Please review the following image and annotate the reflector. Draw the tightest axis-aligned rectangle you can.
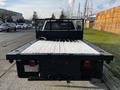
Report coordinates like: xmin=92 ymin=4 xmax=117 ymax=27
xmin=64 ymin=61 xmax=70 ymax=65
xmin=29 ymin=60 xmax=36 ymax=66
xmin=83 ymin=60 xmax=91 ymax=69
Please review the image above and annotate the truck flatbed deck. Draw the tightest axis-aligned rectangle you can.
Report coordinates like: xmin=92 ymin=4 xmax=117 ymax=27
xmin=6 ymin=40 xmax=112 ymax=62
xmin=22 ymin=40 xmax=100 ymax=55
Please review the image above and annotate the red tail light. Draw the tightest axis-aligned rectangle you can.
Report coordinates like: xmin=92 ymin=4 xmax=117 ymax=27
xmin=64 ymin=61 xmax=70 ymax=65
xmin=83 ymin=60 xmax=92 ymax=70
xmin=29 ymin=60 xmax=36 ymax=66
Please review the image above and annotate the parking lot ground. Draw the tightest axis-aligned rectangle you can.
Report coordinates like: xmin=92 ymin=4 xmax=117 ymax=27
xmin=0 ymin=31 xmax=32 ymax=43
xmin=0 ymin=60 xmax=12 ymax=77
xmin=0 ymin=64 xmax=108 ymax=90
xmin=0 ymin=30 xmax=35 ymax=60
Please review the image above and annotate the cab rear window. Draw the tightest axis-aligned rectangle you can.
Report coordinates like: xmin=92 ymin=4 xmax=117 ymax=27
xmin=44 ymin=21 xmax=75 ymax=30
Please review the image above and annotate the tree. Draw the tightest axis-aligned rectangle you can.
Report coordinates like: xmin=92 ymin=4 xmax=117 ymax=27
xmin=32 ymin=11 xmax=38 ymax=26
xmin=32 ymin=11 xmax=38 ymax=21
xmin=7 ymin=16 xmax=13 ymax=22
xmin=51 ymin=13 xmax=56 ymax=19
xmin=59 ymin=10 xmax=66 ymax=19
xmin=0 ymin=12 xmax=9 ymax=22
xmin=17 ymin=19 xmax=25 ymax=23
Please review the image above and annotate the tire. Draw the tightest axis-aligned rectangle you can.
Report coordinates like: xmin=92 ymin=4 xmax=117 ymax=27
xmin=14 ymin=28 xmax=16 ymax=31
xmin=6 ymin=29 xmax=9 ymax=32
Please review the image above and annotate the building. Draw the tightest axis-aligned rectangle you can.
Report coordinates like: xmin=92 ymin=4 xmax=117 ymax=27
xmin=0 ymin=8 xmax=24 ymax=22
xmin=94 ymin=6 xmax=120 ymax=34
xmin=84 ymin=15 xmax=96 ymax=28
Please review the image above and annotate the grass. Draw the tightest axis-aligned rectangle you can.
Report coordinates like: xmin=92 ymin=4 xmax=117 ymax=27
xmin=84 ymin=28 xmax=120 ymax=78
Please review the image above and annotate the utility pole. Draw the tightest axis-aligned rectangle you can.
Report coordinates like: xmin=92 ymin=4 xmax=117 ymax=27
xmin=77 ymin=2 xmax=81 ymax=19
xmin=83 ymin=0 xmax=88 ymax=18
xmin=69 ymin=0 xmax=75 ymax=18
xmin=83 ymin=0 xmax=93 ymax=18
xmin=90 ymin=0 xmax=93 ymax=16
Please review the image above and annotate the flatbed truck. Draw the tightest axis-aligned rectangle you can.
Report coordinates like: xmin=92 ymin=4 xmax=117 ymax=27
xmin=6 ymin=19 xmax=113 ymax=81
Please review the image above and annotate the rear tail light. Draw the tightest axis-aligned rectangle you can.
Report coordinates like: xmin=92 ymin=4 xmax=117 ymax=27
xmin=64 ymin=61 xmax=70 ymax=65
xmin=29 ymin=60 xmax=36 ymax=66
xmin=83 ymin=60 xmax=92 ymax=70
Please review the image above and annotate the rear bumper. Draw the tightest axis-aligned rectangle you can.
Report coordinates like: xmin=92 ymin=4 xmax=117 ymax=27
xmin=15 ymin=59 xmax=104 ymax=80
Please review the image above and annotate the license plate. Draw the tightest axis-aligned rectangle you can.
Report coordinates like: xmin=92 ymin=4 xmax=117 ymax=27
xmin=24 ymin=65 xmax=39 ymax=72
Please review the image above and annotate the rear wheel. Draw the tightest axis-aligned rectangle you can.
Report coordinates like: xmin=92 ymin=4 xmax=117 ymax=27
xmin=14 ymin=28 xmax=16 ymax=31
xmin=6 ymin=29 xmax=9 ymax=32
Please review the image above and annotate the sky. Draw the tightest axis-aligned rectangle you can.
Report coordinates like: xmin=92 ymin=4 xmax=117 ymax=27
xmin=0 ymin=0 xmax=120 ymax=19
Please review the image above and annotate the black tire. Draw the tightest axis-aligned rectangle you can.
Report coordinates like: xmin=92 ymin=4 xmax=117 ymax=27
xmin=14 ymin=28 xmax=16 ymax=31
xmin=6 ymin=29 xmax=9 ymax=32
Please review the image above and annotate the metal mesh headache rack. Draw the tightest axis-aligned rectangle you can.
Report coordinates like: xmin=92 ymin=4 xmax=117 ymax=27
xmin=35 ymin=19 xmax=84 ymax=40
xmin=35 ymin=18 xmax=84 ymax=31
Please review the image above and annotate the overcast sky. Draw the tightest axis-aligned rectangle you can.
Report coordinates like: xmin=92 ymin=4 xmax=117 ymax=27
xmin=0 ymin=0 xmax=120 ymax=19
